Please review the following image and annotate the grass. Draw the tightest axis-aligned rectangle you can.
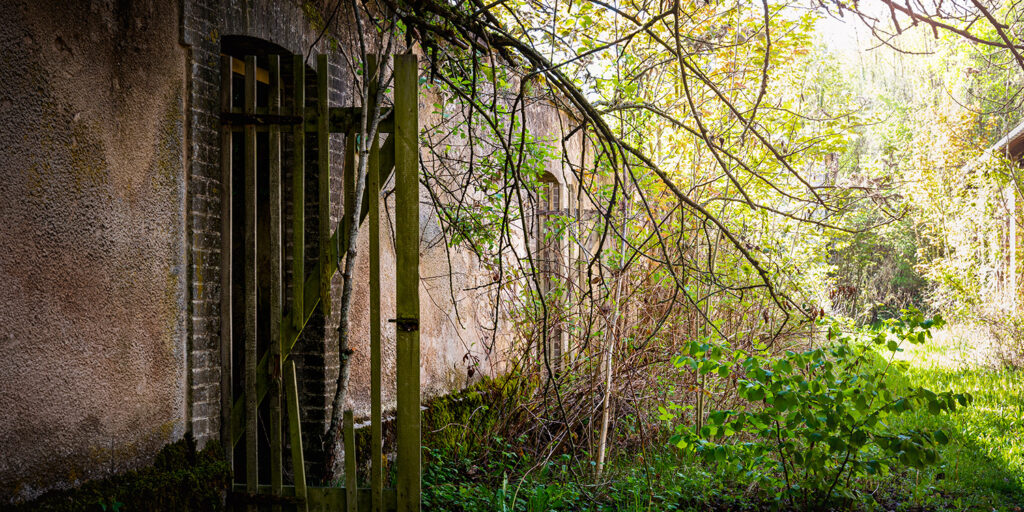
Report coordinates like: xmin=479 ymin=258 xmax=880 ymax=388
xmin=423 ymin=325 xmax=1024 ymax=511
xmin=423 ymin=442 xmax=764 ymax=511
xmin=880 ymin=326 xmax=1024 ymax=511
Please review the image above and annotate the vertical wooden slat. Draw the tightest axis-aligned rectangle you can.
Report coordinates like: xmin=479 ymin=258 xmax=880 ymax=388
xmin=243 ymin=54 xmax=259 ymax=507
xmin=394 ymin=52 xmax=421 ymax=512
xmin=366 ymin=54 xmax=383 ymax=512
xmin=218 ymin=54 xmax=234 ymax=469
xmin=292 ymin=55 xmax=306 ymax=330
xmin=285 ymin=360 xmax=308 ymax=512
xmin=341 ymin=133 xmax=356 ymax=259
xmin=268 ymin=54 xmax=284 ymax=509
xmin=318 ymin=54 xmax=331 ymax=313
xmin=563 ymin=184 xmax=572 ymax=364
xmin=344 ymin=410 xmax=357 ymax=512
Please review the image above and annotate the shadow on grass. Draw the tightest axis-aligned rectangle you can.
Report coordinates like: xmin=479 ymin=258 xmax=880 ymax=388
xmin=884 ymin=362 xmax=1024 ymax=509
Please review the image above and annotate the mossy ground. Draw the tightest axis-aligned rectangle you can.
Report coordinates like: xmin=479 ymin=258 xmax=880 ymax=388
xmin=10 ymin=434 xmax=229 ymax=512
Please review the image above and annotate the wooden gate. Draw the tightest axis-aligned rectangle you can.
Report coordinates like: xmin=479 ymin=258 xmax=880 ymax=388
xmin=218 ymin=52 xmax=421 ymax=511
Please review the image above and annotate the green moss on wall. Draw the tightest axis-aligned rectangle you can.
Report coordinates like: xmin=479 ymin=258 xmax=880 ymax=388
xmin=346 ymin=376 xmax=534 ymax=480
xmin=421 ymin=375 xmax=534 ymax=458
xmin=67 ymin=118 xmax=110 ymax=194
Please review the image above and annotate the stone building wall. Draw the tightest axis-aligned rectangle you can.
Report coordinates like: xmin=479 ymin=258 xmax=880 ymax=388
xmin=0 ymin=0 xmax=189 ymax=502
xmin=179 ymin=0 xmax=591 ymax=479
xmin=0 ymin=0 xmax=590 ymax=501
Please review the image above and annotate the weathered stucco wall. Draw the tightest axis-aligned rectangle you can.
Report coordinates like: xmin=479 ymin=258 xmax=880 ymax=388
xmin=0 ymin=0 xmax=188 ymax=502
xmin=341 ymin=88 xmax=590 ymax=421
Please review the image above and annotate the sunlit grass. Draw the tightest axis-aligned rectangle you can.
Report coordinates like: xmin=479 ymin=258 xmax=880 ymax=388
xmin=882 ymin=325 xmax=1024 ymax=510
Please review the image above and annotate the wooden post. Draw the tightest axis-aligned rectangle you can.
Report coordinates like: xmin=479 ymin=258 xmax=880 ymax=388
xmin=218 ymin=55 xmax=234 ymax=469
xmin=292 ymin=55 xmax=306 ymax=330
xmin=394 ymin=52 xmax=421 ymax=512
xmin=285 ymin=360 xmax=308 ymax=512
xmin=268 ymin=54 xmax=284 ymax=508
xmin=318 ymin=55 xmax=332 ymax=313
xmin=367 ymin=53 xmax=383 ymax=512
xmin=243 ymin=54 xmax=259 ymax=508
xmin=368 ymin=55 xmax=385 ymax=512
xmin=344 ymin=410 xmax=357 ymax=512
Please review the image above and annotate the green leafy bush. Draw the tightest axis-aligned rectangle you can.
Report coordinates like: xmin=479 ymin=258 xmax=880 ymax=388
xmin=661 ymin=309 xmax=972 ymax=509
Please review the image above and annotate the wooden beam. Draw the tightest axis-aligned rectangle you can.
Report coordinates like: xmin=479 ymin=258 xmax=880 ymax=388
xmin=268 ymin=54 xmax=284 ymax=508
xmin=323 ymin=108 xmax=393 ymax=134
xmin=394 ymin=52 xmax=421 ymax=512
xmin=221 ymin=111 xmax=304 ymax=127
xmin=230 ymin=484 xmax=398 ymax=511
xmin=292 ymin=55 xmax=306 ymax=331
xmin=284 ymin=361 xmax=309 ymax=512
xmin=218 ymin=54 xmax=234 ymax=470
xmin=243 ymin=54 xmax=259 ymax=508
xmin=220 ymin=107 xmax=394 ymax=133
xmin=318 ymin=54 xmax=331 ymax=314
xmin=229 ymin=55 xmax=269 ymax=84
xmin=367 ymin=54 xmax=384 ymax=512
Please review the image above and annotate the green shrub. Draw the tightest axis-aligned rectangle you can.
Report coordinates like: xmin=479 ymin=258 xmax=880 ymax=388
xmin=661 ymin=309 xmax=972 ymax=509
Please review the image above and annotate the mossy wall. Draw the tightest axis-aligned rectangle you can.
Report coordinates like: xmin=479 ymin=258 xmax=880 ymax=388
xmin=0 ymin=0 xmax=188 ymax=503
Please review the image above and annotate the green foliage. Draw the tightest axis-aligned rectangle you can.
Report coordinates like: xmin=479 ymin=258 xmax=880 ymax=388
xmin=424 ymin=443 xmax=767 ymax=512
xmin=11 ymin=434 xmax=229 ymax=512
xmin=831 ymin=20 xmax=1023 ymax=324
xmin=828 ymin=208 xmax=928 ymax=323
xmin=662 ymin=309 xmax=972 ymax=508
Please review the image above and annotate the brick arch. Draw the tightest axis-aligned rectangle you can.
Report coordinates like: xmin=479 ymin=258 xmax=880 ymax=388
xmin=183 ymin=10 xmax=349 ymax=479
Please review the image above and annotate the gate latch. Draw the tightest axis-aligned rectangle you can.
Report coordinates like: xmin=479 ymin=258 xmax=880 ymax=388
xmin=388 ymin=317 xmax=419 ymax=332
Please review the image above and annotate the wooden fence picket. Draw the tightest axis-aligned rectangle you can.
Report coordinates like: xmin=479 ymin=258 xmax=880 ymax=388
xmin=219 ymin=52 xmax=419 ymax=511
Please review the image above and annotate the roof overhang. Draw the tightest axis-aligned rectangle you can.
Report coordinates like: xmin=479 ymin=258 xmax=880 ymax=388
xmin=988 ymin=120 xmax=1024 ymax=160
xmin=962 ymin=119 xmax=1024 ymax=173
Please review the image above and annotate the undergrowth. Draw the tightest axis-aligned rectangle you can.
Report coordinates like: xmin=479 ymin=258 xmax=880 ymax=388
xmin=423 ymin=316 xmax=1024 ymax=511
xmin=421 ymin=377 xmax=766 ymax=511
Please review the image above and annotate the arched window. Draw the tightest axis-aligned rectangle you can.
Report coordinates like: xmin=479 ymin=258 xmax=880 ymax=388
xmin=536 ymin=173 xmax=563 ymax=371
xmin=220 ymin=36 xmax=320 ymax=479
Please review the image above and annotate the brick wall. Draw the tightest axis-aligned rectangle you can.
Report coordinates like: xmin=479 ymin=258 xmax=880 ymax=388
xmin=181 ymin=0 xmax=222 ymax=450
xmin=180 ymin=0 xmax=353 ymax=479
